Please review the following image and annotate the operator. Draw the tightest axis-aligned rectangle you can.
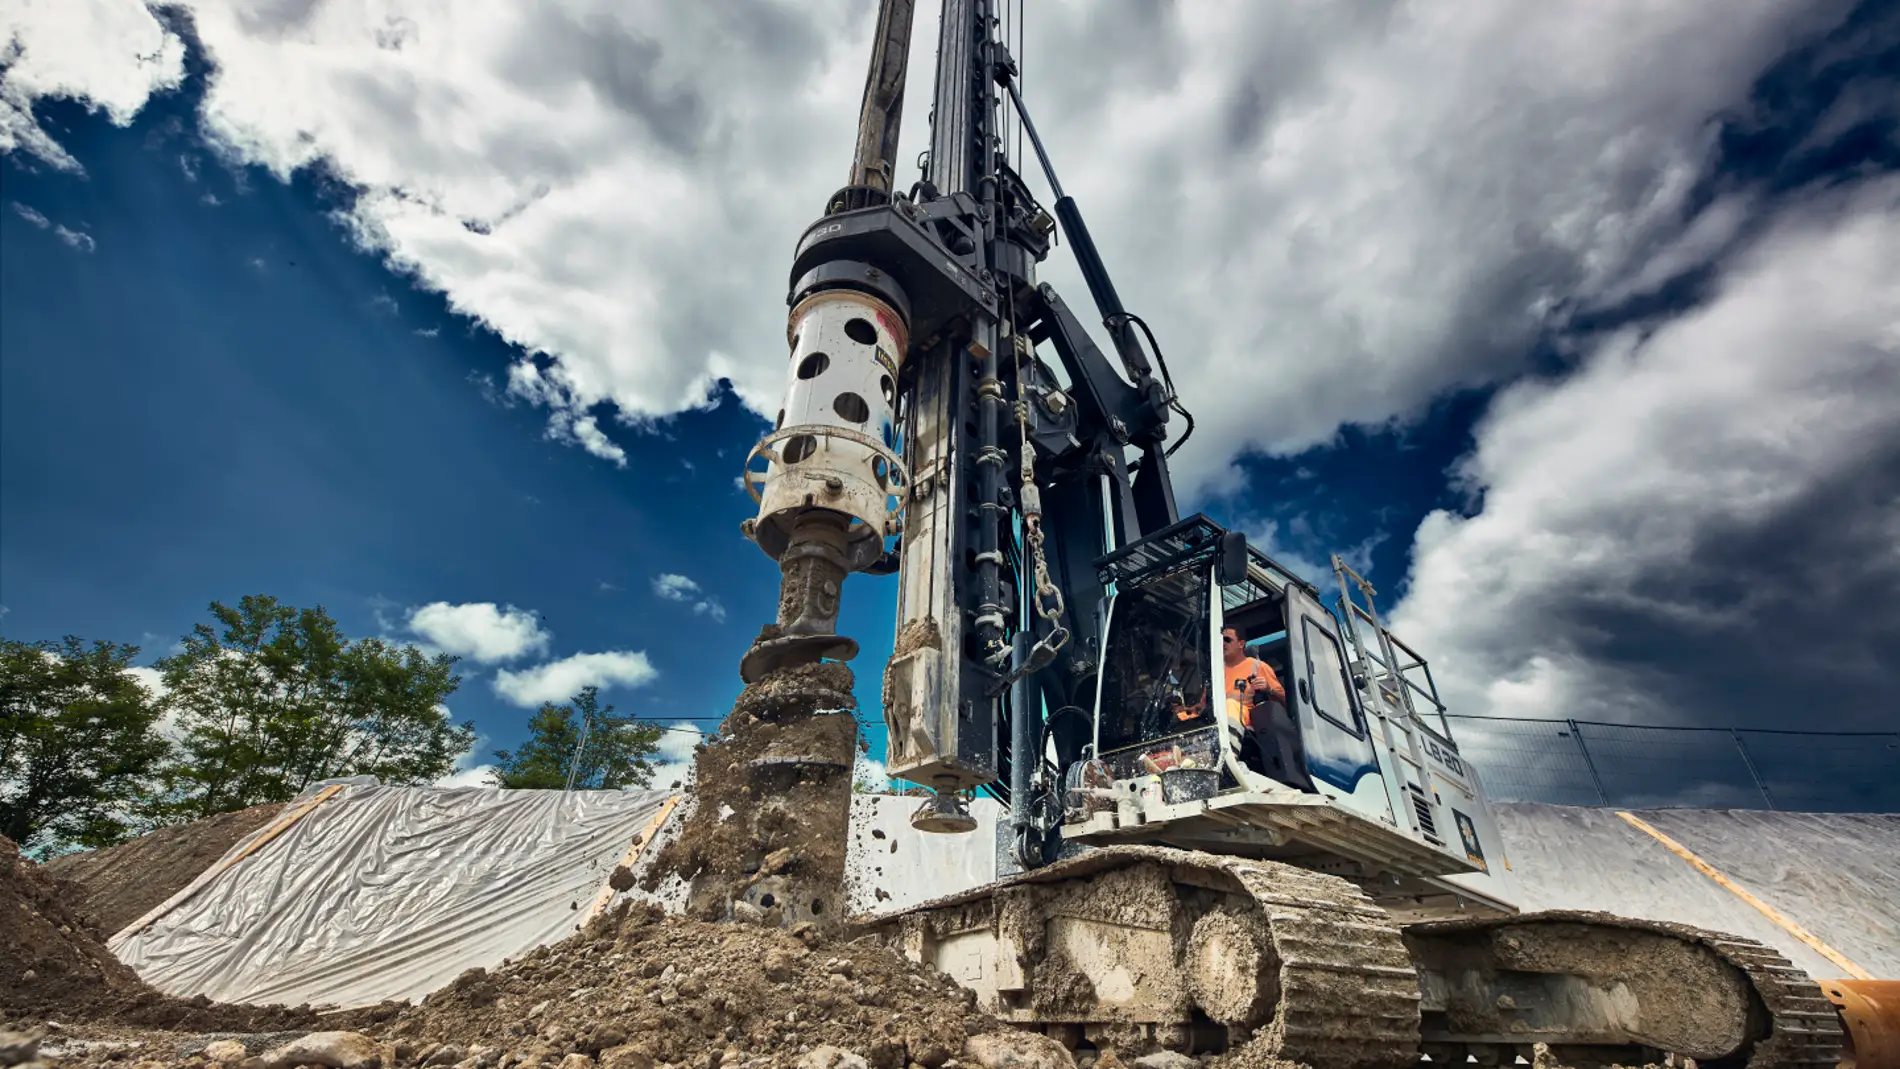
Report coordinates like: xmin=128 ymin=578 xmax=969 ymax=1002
xmin=1224 ymin=628 xmax=1316 ymax=792
xmin=1222 ymin=627 xmax=1282 ymax=721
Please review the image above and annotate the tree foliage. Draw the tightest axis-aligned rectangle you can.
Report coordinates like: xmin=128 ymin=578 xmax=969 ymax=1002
xmin=0 ymin=637 xmax=172 ymax=852
xmin=491 ymin=685 xmax=662 ymax=790
xmin=154 ymin=595 xmax=473 ymax=819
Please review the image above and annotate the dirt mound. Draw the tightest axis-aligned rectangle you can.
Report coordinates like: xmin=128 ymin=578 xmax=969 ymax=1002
xmin=2 ymin=833 xmax=151 ymax=1017
xmin=44 ymin=803 xmax=285 ymax=937
xmin=383 ymin=901 xmax=1008 ymax=1068
xmin=1 ymin=834 xmax=359 ymax=1035
xmin=642 ymin=642 xmax=860 ymax=925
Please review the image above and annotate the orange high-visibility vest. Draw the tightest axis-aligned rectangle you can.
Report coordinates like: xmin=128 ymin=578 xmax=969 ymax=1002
xmin=1224 ymin=657 xmax=1284 ymax=728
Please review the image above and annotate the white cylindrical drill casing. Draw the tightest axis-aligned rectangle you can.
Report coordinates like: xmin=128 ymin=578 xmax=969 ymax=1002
xmin=745 ymin=289 xmax=908 ymax=568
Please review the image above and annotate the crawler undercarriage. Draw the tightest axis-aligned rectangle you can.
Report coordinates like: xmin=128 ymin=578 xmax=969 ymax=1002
xmin=867 ymin=846 xmax=1843 ymax=1068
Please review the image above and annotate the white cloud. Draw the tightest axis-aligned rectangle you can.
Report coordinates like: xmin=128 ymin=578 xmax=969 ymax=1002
xmin=653 ymin=573 xmax=724 ymax=622
xmin=434 ymin=720 xmax=495 ymax=787
xmin=53 ymin=224 xmax=94 ymax=252
xmin=405 ymin=601 xmax=549 ymax=663
xmin=123 ymin=665 xmax=167 ymax=698
xmin=0 ymin=0 xmax=186 ymax=173
xmin=13 ymin=200 xmax=99 ymax=252
xmin=652 ymin=573 xmax=700 ymax=601
xmin=560 ymin=412 xmax=627 ymax=467
xmin=853 ymin=751 xmax=890 ymax=794
xmin=95 ymin=0 xmax=872 ymax=459
xmin=1389 ymin=179 xmax=1900 ymax=729
xmin=644 ymin=720 xmax=705 ymax=790
xmin=1007 ymin=0 xmax=1860 ymax=494
xmin=435 ymin=764 xmax=497 ymax=788
xmin=492 ymin=649 xmax=658 ymax=707
xmin=0 ymin=0 xmax=1867 ymax=494
xmin=121 ymin=665 xmax=187 ymax=743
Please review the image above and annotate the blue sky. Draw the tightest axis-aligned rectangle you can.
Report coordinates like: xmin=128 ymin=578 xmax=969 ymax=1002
xmin=0 ymin=86 xmax=910 ymax=779
xmin=3 ymin=0 xmax=1897 ymax=805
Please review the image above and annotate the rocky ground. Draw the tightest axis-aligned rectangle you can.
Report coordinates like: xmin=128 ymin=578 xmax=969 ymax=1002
xmin=2 ymin=832 xmax=380 ymax=1068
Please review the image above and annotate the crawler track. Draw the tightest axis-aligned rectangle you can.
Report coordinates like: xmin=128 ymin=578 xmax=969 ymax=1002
xmin=1220 ymin=859 xmax=1420 ymax=1068
xmin=1412 ymin=910 xmax=1844 ymax=1068
xmin=864 ymin=846 xmax=1842 ymax=1067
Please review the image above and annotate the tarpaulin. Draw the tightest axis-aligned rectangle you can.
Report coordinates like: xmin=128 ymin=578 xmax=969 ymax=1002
xmin=1496 ymin=803 xmax=1900 ymax=981
xmin=111 ymin=784 xmax=676 ymax=1008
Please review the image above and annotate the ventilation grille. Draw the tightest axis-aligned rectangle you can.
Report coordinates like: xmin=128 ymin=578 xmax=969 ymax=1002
xmin=1408 ymin=785 xmax=1441 ymax=843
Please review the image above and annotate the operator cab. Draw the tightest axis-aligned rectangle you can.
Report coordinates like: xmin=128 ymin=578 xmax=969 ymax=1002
xmin=1059 ymin=514 xmax=1518 ymax=915
xmin=1069 ymin=516 xmax=1415 ymax=855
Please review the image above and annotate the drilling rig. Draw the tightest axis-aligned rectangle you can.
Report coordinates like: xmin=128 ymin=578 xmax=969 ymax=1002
xmin=734 ymin=2 xmax=1875 ymax=1064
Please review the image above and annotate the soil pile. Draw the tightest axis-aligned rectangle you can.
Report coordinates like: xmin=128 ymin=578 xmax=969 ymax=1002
xmin=1 ymin=834 xmax=353 ymax=1035
xmin=45 ymin=803 xmax=285 ymax=937
xmin=2 ymin=833 xmax=151 ymax=1019
xmin=383 ymin=901 xmax=1011 ymax=1068
xmin=642 ymin=633 xmax=860 ymax=926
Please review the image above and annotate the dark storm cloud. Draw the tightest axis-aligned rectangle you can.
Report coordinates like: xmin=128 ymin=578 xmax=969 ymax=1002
xmin=502 ymin=8 xmax=707 ymax=157
xmin=1574 ymin=434 xmax=1900 ymax=734
xmin=233 ymin=0 xmax=325 ymax=39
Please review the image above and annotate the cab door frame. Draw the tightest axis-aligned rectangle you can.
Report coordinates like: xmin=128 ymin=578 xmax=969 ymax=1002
xmin=1283 ymin=585 xmax=1396 ymax=821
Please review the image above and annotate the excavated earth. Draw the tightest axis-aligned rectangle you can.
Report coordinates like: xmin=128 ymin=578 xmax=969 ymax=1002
xmin=44 ymin=804 xmax=285 ymax=939
xmin=2 ymin=834 xmax=371 ymax=1057
xmin=641 ymin=634 xmax=860 ymax=926
xmin=378 ymin=901 xmax=1038 ymax=1068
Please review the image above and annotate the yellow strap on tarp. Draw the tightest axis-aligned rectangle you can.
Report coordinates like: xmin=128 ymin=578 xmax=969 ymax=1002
xmin=111 ymin=784 xmax=347 ymax=944
xmin=584 ymin=793 xmax=683 ymax=921
xmin=1616 ymin=810 xmax=1873 ymax=980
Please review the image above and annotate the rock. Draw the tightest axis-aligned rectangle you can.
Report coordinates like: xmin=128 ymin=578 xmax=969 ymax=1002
xmin=797 ymin=1047 xmax=870 ymax=1069
xmin=426 ymin=1045 xmax=467 ymax=1067
xmin=203 ymin=1039 xmax=249 ymax=1063
xmin=0 ymin=1032 xmax=41 ymax=1066
xmin=255 ymin=1030 xmax=383 ymax=1069
xmin=963 ymin=1033 xmax=1077 ymax=1069
xmin=1131 ymin=1056 xmax=1197 ymax=1069
xmin=586 ymin=1027 xmax=627 ymax=1053
xmin=18 ymin=971 xmax=35 ymax=984
xmin=599 ymin=1047 xmax=655 ymax=1069
xmin=558 ymin=1056 xmax=596 ymax=1069
xmin=763 ymin=950 xmax=797 ymax=983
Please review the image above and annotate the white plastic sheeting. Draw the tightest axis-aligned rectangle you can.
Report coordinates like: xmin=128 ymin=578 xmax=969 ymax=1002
xmin=111 ymin=784 xmax=676 ymax=1008
xmin=1496 ymin=803 xmax=1900 ymax=981
xmin=106 ymin=785 xmax=1897 ymax=1011
xmin=843 ymin=793 xmax=1008 ymax=916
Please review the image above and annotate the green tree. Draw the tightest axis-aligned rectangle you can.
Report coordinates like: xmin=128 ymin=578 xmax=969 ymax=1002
xmin=0 ymin=636 xmax=172 ymax=852
xmin=155 ymin=595 xmax=473 ymax=818
xmin=491 ymin=685 xmax=662 ymax=790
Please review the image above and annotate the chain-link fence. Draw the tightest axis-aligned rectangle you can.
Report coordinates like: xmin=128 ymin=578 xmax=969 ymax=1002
xmin=1443 ymin=715 xmax=1900 ymax=813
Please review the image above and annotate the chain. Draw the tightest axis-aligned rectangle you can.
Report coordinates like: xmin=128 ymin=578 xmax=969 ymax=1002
xmin=1011 ymin=332 xmax=1068 ymax=651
